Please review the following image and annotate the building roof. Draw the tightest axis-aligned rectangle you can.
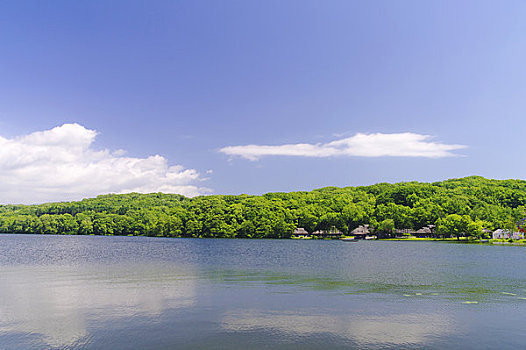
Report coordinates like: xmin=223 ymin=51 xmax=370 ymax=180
xmin=493 ymin=229 xmax=508 ymax=234
xmin=416 ymin=227 xmax=432 ymax=234
xmin=293 ymin=228 xmax=309 ymax=234
xmin=311 ymin=229 xmax=343 ymax=235
xmin=351 ymin=225 xmax=370 ymax=235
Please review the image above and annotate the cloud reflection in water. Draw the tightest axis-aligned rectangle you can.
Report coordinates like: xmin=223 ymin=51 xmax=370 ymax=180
xmin=0 ymin=264 xmax=196 ymax=348
xmin=222 ymin=309 xmax=455 ymax=347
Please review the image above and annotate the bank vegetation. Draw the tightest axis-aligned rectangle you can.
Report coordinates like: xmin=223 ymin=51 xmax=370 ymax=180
xmin=0 ymin=176 xmax=525 ymax=239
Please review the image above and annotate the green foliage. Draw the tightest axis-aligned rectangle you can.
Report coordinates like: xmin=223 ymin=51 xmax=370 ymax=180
xmin=0 ymin=176 xmax=525 ymax=238
xmin=377 ymin=219 xmax=395 ymax=235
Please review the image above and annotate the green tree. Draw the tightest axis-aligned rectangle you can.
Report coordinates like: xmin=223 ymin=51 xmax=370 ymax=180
xmin=377 ymin=219 xmax=395 ymax=238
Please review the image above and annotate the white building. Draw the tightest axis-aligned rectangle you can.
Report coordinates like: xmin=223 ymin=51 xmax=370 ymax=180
xmin=492 ymin=229 xmax=524 ymax=240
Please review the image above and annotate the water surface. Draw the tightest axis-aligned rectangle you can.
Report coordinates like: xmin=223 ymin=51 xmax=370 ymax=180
xmin=1 ymin=235 xmax=525 ymax=349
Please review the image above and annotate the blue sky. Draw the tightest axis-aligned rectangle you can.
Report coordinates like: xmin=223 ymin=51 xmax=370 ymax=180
xmin=1 ymin=0 xmax=525 ymax=203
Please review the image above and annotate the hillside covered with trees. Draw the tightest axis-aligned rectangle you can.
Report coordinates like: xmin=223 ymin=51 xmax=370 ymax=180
xmin=1 ymin=176 xmax=525 ymax=239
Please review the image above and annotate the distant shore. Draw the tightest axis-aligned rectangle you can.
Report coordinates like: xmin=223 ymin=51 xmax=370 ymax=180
xmin=294 ymin=235 xmax=526 ymax=246
xmin=383 ymin=237 xmax=526 ymax=245
xmin=2 ymin=232 xmax=526 ymax=246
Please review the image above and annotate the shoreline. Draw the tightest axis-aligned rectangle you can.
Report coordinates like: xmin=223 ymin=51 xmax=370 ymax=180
xmin=369 ymin=237 xmax=526 ymax=246
xmin=2 ymin=232 xmax=526 ymax=246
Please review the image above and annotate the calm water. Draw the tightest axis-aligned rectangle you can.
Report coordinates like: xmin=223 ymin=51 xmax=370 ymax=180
xmin=1 ymin=235 xmax=525 ymax=349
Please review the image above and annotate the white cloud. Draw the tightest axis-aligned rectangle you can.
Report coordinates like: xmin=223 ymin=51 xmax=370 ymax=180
xmin=220 ymin=133 xmax=466 ymax=161
xmin=0 ymin=123 xmax=210 ymax=204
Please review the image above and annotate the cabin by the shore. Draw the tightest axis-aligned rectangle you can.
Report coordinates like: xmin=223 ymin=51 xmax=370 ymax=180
xmin=394 ymin=225 xmax=436 ymax=238
xmin=292 ymin=227 xmax=343 ymax=239
xmin=414 ymin=225 xmax=436 ymax=238
xmin=350 ymin=225 xmax=370 ymax=239
xmin=292 ymin=227 xmax=309 ymax=238
xmin=293 ymin=224 xmax=523 ymax=241
xmin=312 ymin=227 xmax=344 ymax=238
xmin=492 ymin=229 xmax=524 ymax=240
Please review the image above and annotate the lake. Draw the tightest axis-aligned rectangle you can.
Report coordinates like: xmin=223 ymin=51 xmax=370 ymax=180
xmin=1 ymin=234 xmax=525 ymax=349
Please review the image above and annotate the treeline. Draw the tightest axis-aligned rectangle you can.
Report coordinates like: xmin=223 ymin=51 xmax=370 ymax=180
xmin=0 ymin=176 xmax=525 ymax=239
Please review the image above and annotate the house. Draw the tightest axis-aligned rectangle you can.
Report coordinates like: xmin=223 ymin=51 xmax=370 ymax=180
xmin=414 ymin=225 xmax=436 ymax=238
xmin=351 ymin=225 xmax=370 ymax=239
xmin=292 ymin=227 xmax=309 ymax=238
xmin=492 ymin=229 xmax=524 ymax=240
xmin=395 ymin=225 xmax=436 ymax=238
xmin=311 ymin=227 xmax=344 ymax=239
xmin=414 ymin=227 xmax=432 ymax=238
xmin=292 ymin=227 xmax=343 ymax=239
xmin=395 ymin=228 xmax=414 ymax=237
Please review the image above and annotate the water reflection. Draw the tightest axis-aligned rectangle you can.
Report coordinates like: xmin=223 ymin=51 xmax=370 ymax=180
xmin=221 ymin=310 xmax=454 ymax=347
xmin=2 ymin=236 xmax=526 ymax=349
xmin=0 ymin=264 xmax=196 ymax=348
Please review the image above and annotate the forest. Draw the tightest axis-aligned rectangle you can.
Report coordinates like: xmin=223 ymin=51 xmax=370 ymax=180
xmin=0 ymin=176 xmax=525 ymax=239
